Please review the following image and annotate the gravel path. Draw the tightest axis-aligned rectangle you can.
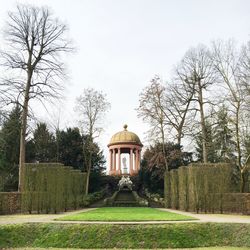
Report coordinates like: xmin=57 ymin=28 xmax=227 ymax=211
xmin=0 ymin=208 xmax=96 ymax=225
xmin=0 ymin=208 xmax=249 ymax=225
xmin=159 ymin=208 xmax=250 ymax=224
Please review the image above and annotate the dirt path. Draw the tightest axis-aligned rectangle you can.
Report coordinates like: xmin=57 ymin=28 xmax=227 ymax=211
xmin=0 ymin=208 xmax=249 ymax=225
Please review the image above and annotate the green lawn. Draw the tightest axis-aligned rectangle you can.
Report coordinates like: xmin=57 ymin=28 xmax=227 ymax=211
xmin=1 ymin=223 xmax=250 ymax=248
xmin=56 ymin=207 xmax=196 ymax=221
xmin=5 ymin=247 xmax=250 ymax=250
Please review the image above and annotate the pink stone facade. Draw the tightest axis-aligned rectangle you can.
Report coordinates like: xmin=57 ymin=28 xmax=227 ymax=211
xmin=108 ymin=143 xmax=142 ymax=176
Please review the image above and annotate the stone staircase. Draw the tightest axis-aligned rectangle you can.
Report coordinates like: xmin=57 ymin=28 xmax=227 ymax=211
xmin=113 ymin=190 xmax=137 ymax=207
xmin=104 ymin=189 xmax=149 ymax=207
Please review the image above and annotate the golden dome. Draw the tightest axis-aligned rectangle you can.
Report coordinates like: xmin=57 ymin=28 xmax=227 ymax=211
xmin=108 ymin=125 xmax=143 ymax=146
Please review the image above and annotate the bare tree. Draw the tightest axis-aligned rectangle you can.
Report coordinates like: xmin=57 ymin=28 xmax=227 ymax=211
xmin=0 ymin=5 xmax=73 ymax=191
xmin=240 ymin=41 xmax=250 ymax=166
xmin=211 ymin=40 xmax=244 ymax=165
xmin=211 ymin=40 xmax=250 ymax=191
xmin=240 ymin=41 xmax=250 ymax=99
xmin=176 ymin=45 xmax=216 ymax=163
xmin=137 ymin=75 xmax=194 ymax=171
xmin=137 ymin=76 xmax=169 ymax=170
xmin=75 ymin=88 xmax=110 ymax=194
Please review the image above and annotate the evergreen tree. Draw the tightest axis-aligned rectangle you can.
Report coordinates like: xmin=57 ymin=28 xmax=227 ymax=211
xmin=0 ymin=106 xmax=21 ymax=191
xmin=86 ymin=138 xmax=106 ymax=193
xmin=57 ymin=128 xmax=106 ymax=178
xmin=32 ymin=123 xmax=56 ymax=162
xmin=195 ymin=121 xmax=217 ymax=163
xmin=58 ymin=128 xmax=83 ymax=169
xmin=195 ymin=106 xmax=237 ymax=164
xmin=141 ymin=142 xmax=192 ymax=193
xmin=213 ymin=105 xmax=236 ymax=163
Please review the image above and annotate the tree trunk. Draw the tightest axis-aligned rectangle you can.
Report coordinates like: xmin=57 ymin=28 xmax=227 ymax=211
xmin=160 ymin=123 xmax=168 ymax=171
xmin=84 ymin=136 xmax=93 ymax=195
xmin=56 ymin=129 xmax=60 ymax=162
xmin=197 ymin=79 xmax=208 ymax=163
xmin=18 ymin=111 xmax=27 ymax=192
xmin=18 ymin=71 xmax=32 ymax=192
xmin=177 ymin=97 xmax=191 ymax=146
xmin=177 ymin=131 xmax=182 ymax=145
xmin=235 ymin=102 xmax=242 ymax=169
xmin=85 ymin=165 xmax=91 ymax=195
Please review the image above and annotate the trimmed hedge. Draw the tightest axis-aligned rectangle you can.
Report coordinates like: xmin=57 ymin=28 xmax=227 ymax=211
xmin=0 ymin=192 xmax=21 ymax=214
xmin=0 ymin=175 xmax=4 ymax=192
xmin=170 ymin=169 xmax=179 ymax=209
xmin=211 ymin=193 xmax=250 ymax=215
xmin=164 ymin=163 xmax=245 ymax=213
xmin=22 ymin=163 xmax=87 ymax=213
xmin=244 ymin=170 xmax=250 ymax=192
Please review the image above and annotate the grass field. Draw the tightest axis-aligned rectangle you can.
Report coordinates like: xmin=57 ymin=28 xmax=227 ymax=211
xmin=1 ymin=223 xmax=250 ymax=249
xmin=4 ymin=247 xmax=250 ymax=250
xmin=56 ymin=207 xmax=196 ymax=221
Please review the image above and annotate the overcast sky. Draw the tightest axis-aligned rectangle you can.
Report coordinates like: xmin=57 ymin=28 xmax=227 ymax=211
xmin=0 ymin=0 xmax=250 ymax=158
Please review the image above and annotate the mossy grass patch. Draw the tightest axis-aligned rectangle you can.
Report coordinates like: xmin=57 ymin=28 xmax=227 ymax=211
xmin=4 ymin=247 xmax=250 ymax=250
xmin=1 ymin=223 xmax=250 ymax=249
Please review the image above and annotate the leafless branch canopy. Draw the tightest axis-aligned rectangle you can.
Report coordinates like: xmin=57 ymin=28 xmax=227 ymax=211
xmin=0 ymin=4 xmax=73 ymax=106
xmin=75 ymin=88 xmax=111 ymax=139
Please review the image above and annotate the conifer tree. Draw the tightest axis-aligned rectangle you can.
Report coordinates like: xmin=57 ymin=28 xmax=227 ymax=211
xmin=33 ymin=123 xmax=56 ymax=162
xmin=213 ymin=105 xmax=236 ymax=163
xmin=0 ymin=106 xmax=21 ymax=190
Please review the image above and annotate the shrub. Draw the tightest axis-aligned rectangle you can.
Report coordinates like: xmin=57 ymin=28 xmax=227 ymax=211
xmin=82 ymin=189 xmax=108 ymax=206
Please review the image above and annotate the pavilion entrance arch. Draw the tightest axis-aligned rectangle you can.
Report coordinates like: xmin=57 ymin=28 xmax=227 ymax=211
xmin=108 ymin=125 xmax=143 ymax=176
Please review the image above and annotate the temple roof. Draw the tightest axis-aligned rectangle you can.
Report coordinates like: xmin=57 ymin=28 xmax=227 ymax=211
xmin=108 ymin=124 xmax=143 ymax=147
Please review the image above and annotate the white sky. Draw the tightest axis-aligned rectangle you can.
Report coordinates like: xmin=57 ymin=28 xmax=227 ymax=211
xmin=0 ymin=0 xmax=250 ymax=159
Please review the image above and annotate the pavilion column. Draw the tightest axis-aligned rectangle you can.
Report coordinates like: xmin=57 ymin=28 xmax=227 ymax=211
xmin=136 ymin=149 xmax=139 ymax=173
xmin=113 ymin=149 xmax=116 ymax=174
xmin=130 ymin=148 xmax=133 ymax=175
xmin=109 ymin=149 xmax=112 ymax=174
xmin=134 ymin=149 xmax=137 ymax=173
xmin=118 ymin=148 xmax=121 ymax=174
xmin=137 ymin=149 xmax=141 ymax=172
xmin=136 ymin=149 xmax=140 ymax=173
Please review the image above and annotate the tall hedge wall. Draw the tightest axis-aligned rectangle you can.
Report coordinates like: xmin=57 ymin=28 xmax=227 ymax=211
xmin=243 ymin=170 xmax=250 ymax=192
xmin=22 ymin=163 xmax=87 ymax=213
xmin=165 ymin=163 xmax=241 ymax=213
xmin=0 ymin=176 xmax=4 ymax=192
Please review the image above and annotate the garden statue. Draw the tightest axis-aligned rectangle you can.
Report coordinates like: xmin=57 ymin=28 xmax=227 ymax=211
xmin=118 ymin=176 xmax=133 ymax=191
xmin=122 ymin=156 xmax=128 ymax=174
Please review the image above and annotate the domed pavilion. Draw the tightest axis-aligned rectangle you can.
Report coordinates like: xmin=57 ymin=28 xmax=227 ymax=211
xmin=108 ymin=125 xmax=143 ymax=176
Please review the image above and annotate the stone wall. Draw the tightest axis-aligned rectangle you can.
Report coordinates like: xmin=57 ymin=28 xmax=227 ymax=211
xmin=0 ymin=192 xmax=21 ymax=215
